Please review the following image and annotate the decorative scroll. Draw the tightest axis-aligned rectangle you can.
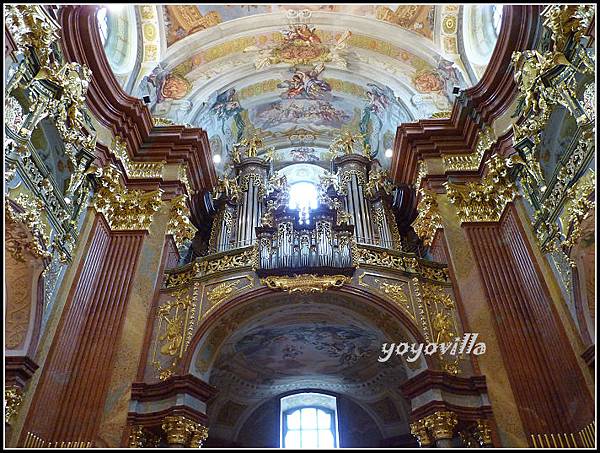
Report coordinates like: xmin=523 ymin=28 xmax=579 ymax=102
xmin=358 ymin=272 xmax=417 ymax=321
xmin=202 ymin=275 xmax=254 ymax=319
xmin=262 ymin=274 xmax=350 ymax=293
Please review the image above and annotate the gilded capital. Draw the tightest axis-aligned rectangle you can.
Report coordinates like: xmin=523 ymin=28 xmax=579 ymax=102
xmin=473 ymin=419 xmax=493 ymax=446
xmin=445 ymin=154 xmax=517 ymax=223
xmin=5 ymin=386 xmax=24 ymax=425
xmin=423 ymin=411 xmax=458 ymax=441
xmin=190 ymin=425 xmax=210 ymax=448
xmin=93 ymin=166 xmax=163 ymax=231
xmin=410 ymin=419 xmax=432 ymax=447
xmin=161 ymin=415 xmax=199 ymax=447
xmin=128 ymin=425 xmax=145 ymax=448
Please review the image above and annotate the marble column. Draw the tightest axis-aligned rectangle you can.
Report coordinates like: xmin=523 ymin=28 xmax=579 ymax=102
xmin=462 ymin=204 xmax=594 ymax=438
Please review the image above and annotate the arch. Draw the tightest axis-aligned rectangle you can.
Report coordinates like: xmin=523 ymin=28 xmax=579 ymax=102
xmin=181 ymin=284 xmax=433 ymax=377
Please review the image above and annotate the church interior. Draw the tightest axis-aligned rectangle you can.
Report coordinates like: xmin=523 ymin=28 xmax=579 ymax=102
xmin=4 ymin=4 xmax=596 ymax=449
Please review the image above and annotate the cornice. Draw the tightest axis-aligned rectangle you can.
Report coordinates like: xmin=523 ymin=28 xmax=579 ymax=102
xmin=391 ymin=5 xmax=542 ymax=187
xmin=130 ymin=374 xmax=218 ymax=404
xmin=400 ymin=369 xmax=489 ymax=400
xmin=57 ymin=6 xmax=217 ymax=195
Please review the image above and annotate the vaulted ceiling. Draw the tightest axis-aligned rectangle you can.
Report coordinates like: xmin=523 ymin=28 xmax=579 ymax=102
xmin=102 ymin=5 xmax=502 ymax=173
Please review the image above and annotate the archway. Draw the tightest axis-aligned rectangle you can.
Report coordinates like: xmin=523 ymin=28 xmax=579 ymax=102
xmin=184 ymin=289 xmax=431 ymax=447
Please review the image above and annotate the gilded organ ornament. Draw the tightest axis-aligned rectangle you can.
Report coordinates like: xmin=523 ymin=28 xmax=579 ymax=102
xmin=262 ymin=274 xmax=350 ymax=293
xmin=167 ymin=195 xmax=197 ymax=250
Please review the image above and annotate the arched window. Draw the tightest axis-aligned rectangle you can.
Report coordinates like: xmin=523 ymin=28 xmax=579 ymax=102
xmin=461 ymin=5 xmax=504 ymax=81
xmin=281 ymin=393 xmax=339 ymax=448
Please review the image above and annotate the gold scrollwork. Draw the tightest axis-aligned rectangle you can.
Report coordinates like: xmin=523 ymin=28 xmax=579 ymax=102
xmin=203 ymin=275 xmax=254 ymax=318
xmin=152 ymin=287 xmax=194 ymax=380
xmin=167 ymin=195 xmax=197 ymax=250
xmin=261 ymin=274 xmax=350 ymax=293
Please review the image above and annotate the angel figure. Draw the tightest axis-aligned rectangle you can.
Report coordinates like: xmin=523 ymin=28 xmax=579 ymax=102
xmin=215 ymin=174 xmax=240 ymax=202
xmin=319 ymin=170 xmax=339 ymax=193
xmin=159 ymin=314 xmax=184 ymax=356
xmin=331 ymin=131 xmax=364 ymax=156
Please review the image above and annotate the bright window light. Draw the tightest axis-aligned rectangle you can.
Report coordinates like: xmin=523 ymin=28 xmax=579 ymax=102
xmin=281 ymin=393 xmax=339 ymax=448
xmin=97 ymin=7 xmax=109 ymax=46
xmin=288 ymin=181 xmax=319 ymax=224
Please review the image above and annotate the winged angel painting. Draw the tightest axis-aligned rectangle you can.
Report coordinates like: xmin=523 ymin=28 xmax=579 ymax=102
xmin=243 ymin=22 xmax=352 ymax=69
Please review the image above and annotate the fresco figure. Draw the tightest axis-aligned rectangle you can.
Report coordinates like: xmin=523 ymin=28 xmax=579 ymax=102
xmin=210 ymin=88 xmax=246 ymax=140
xmin=279 ymin=64 xmax=332 ymax=99
xmin=359 ymin=83 xmax=400 ymax=157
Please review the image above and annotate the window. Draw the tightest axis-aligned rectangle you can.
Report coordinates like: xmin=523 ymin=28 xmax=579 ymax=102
xmin=491 ymin=5 xmax=503 ymax=36
xmin=288 ymin=181 xmax=319 ymax=224
xmin=97 ymin=7 xmax=109 ymax=46
xmin=281 ymin=393 xmax=339 ymax=449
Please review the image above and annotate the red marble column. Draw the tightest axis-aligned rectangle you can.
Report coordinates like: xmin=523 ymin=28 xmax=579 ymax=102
xmin=21 ymin=215 xmax=146 ymax=444
xmin=463 ymin=204 xmax=593 ymax=439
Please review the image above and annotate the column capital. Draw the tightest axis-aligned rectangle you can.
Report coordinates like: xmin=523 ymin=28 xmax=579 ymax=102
xmin=423 ymin=410 xmax=458 ymax=441
xmin=473 ymin=419 xmax=493 ymax=446
xmin=410 ymin=419 xmax=432 ymax=447
xmin=5 ymin=385 xmax=23 ymax=426
xmin=161 ymin=415 xmax=206 ymax=447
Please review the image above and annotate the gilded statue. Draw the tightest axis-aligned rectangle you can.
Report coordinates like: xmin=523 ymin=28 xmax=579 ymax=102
xmin=432 ymin=312 xmax=455 ymax=344
xmin=215 ymin=174 xmax=240 ymax=202
xmin=235 ymin=135 xmax=264 ymax=159
xmin=330 ymin=131 xmax=365 ymax=156
xmin=159 ymin=314 xmax=184 ymax=356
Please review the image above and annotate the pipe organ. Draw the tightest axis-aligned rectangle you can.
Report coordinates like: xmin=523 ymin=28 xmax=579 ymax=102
xmin=209 ymin=146 xmax=400 ymax=273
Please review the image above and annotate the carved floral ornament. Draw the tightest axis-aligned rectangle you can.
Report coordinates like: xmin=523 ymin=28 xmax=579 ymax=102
xmin=93 ymin=166 xmax=163 ymax=231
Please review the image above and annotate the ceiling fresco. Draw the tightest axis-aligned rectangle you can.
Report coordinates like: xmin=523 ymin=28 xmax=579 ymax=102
xmin=162 ymin=5 xmax=436 ymax=47
xmin=109 ymin=5 xmax=501 ymax=175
